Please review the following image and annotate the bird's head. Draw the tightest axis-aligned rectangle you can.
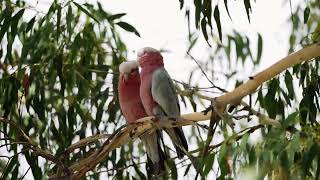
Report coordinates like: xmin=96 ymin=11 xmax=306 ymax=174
xmin=119 ymin=61 xmax=139 ymax=82
xmin=137 ymin=47 xmax=163 ymax=67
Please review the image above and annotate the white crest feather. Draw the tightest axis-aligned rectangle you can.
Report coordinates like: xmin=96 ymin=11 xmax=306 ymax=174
xmin=119 ymin=61 xmax=139 ymax=74
xmin=137 ymin=47 xmax=159 ymax=58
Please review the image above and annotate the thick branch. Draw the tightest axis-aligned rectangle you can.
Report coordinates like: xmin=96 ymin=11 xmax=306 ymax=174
xmin=66 ymin=44 xmax=320 ymax=178
xmin=216 ymin=43 xmax=320 ymax=106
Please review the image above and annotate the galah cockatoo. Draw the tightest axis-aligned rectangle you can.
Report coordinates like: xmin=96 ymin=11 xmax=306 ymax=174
xmin=118 ymin=61 xmax=166 ymax=175
xmin=137 ymin=47 xmax=188 ymax=159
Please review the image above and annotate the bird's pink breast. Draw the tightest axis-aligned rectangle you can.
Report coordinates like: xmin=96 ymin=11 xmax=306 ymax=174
xmin=140 ymin=65 xmax=159 ymax=116
xmin=118 ymin=74 xmax=147 ymax=123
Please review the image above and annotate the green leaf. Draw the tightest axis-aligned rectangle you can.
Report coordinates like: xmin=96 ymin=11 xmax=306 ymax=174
xmin=179 ymin=0 xmax=184 ymax=10
xmin=256 ymin=33 xmax=263 ymax=64
xmin=224 ymin=0 xmax=232 ymax=20
xmin=66 ymin=5 xmax=72 ymax=36
xmin=26 ymin=16 xmax=36 ymax=33
xmin=167 ymin=159 xmax=178 ymax=180
xmin=218 ymin=143 xmax=227 ymax=163
xmin=303 ymin=143 xmax=318 ymax=176
xmin=116 ymin=21 xmax=140 ymax=37
xmin=214 ymin=5 xmax=222 ymax=42
xmin=132 ymin=160 xmax=146 ymax=179
xmin=285 ymin=70 xmax=294 ymax=99
xmin=201 ymin=18 xmax=211 ymax=47
xmin=11 ymin=9 xmax=25 ymax=38
xmin=303 ymin=7 xmax=310 ymax=24
xmin=73 ymin=2 xmax=99 ymax=23
xmin=2 ymin=157 xmax=17 ymax=178
xmin=239 ymin=133 xmax=249 ymax=152
xmin=203 ymin=153 xmax=215 ymax=176
xmin=288 ymin=134 xmax=300 ymax=165
xmin=0 ymin=11 xmax=12 ymax=41
xmin=194 ymin=0 xmax=202 ymax=28
xmin=108 ymin=13 xmax=126 ymax=21
xmin=284 ymin=112 xmax=299 ymax=127
xmin=244 ymin=0 xmax=252 ymax=23
xmin=56 ymin=5 xmax=61 ymax=41
xmin=204 ymin=0 xmax=212 ymax=29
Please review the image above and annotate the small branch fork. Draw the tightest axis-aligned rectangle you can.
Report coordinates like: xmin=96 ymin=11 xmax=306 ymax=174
xmin=0 ymin=44 xmax=318 ymax=179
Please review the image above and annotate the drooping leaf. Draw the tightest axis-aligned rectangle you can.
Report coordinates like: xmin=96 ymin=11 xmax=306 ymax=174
xmin=26 ymin=16 xmax=36 ymax=33
xmin=203 ymin=152 xmax=215 ymax=176
xmin=10 ymin=9 xmax=25 ymax=38
xmin=132 ymin=160 xmax=147 ymax=179
xmin=108 ymin=13 xmax=126 ymax=21
xmin=204 ymin=0 xmax=213 ymax=29
xmin=2 ymin=157 xmax=17 ymax=178
xmin=285 ymin=70 xmax=294 ymax=99
xmin=56 ymin=4 xmax=61 ymax=41
xmin=214 ymin=5 xmax=222 ymax=42
xmin=73 ymin=2 xmax=99 ymax=23
xmin=116 ymin=21 xmax=141 ymax=37
xmin=0 ymin=11 xmax=12 ymax=41
xmin=244 ymin=0 xmax=252 ymax=23
xmin=239 ymin=133 xmax=250 ymax=152
xmin=179 ymin=0 xmax=184 ymax=10
xmin=201 ymin=18 xmax=211 ymax=46
xmin=194 ymin=0 xmax=202 ymax=28
xmin=66 ymin=5 xmax=72 ymax=38
xmin=224 ymin=0 xmax=232 ymax=20
xmin=303 ymin=7 xmax=310 ymax=24
xmin=303 ymin=143 xmax=319 ymax=176
xmin=256 ymin=33 xmax=263 ymax=64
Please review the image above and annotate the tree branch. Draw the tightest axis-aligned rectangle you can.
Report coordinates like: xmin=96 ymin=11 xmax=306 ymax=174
xmin=67 ymin=44 xmax=320 ymax=178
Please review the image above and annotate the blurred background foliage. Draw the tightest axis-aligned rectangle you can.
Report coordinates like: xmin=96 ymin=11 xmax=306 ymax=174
xmin=0 ymin=0 xmax=319 ymax=179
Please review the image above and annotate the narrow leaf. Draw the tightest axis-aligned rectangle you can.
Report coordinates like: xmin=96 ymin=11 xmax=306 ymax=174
xmin=11 ymin=9 xmax=25 ymax=39
xmin=201 ymin=18 xmax=211 ymax=47
xmin=204 ymin=0 xmax=212 ymax=29
xmin=303 ymin=7 xmax=310 ymax=24
xmin=256 ymin=33 xmax=263 ymax=64
xmin=73 ymin=2 xmax=99 ymax=23
xmin=57 ymin=5 xmax=61 ymax=41
xmin=244 ymin=0 xmax=252 ymax=23
xmin=224 ymin=0 xmax=232 ymax=20
xmin=214 ymin=5 xmax=222 ymax=42
xmin=26 ymin=16 xmax=36 ymax=33
xmin=194 ymin=0 xmax=202 ymax=28
xmin=116 ymin=21 xmax=140 ymax=37
xmin=285 ymin=70 xmax=294 ymax=99
xmin=66 ymin=5 xmax=72 ymax=38
xmin=179 ymin=0 xmax=184 ymax=10
xmin=108 ymin=13 xmax=126 ymax=21
xmin=203 ymin=153 xmax=215 ymax=175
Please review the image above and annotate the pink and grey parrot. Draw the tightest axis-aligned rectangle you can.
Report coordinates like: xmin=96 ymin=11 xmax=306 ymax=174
xmin=118 ymin=61 xmax=166 ymax=175
xmin=137 ymin=47 xmax=188 ymax=159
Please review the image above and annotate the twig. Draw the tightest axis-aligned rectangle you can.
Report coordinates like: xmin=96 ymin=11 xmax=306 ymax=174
xmin=187 ymin=52 xmax=215 ymax=86
xmin=19 ymin=166 xmax=31 ymax=180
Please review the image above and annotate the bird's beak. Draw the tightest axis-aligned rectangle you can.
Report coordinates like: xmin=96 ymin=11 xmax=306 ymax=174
xmin=124 ymin=74 xmax=129 ymax=81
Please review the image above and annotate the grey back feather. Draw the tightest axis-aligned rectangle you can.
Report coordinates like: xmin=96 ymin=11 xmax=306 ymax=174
xmin=151 ymin=68 xmax=180 ymax=116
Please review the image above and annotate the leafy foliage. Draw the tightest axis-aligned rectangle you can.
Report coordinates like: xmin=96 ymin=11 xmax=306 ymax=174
xmin=0 ymin=0 xmax=319 ymax=179
xmin=0 ymin=0 xmax=141 ymax=178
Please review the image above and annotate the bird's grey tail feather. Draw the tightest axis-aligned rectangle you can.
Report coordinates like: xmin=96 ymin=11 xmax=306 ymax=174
xmin=145 ymin=130 xmax=167 ymax=177
xmin=173 ymin=127 xmax=188 ymax=159
xmin=164 ymin=127 xmax=189 ymax=159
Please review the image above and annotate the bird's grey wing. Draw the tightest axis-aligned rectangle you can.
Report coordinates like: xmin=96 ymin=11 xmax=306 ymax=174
xmin=151 ymin=67 xmax=188 ymax=158
xmin=151 ymin=67 xmax=180 ymax=116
